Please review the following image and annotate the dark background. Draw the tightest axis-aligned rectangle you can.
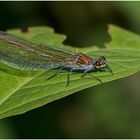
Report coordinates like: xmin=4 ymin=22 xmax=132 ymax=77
xmin=0 ymin=1 xmax=140 ymax=138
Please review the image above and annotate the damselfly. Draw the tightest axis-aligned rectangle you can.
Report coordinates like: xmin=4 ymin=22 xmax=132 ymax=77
xmin=0 ymin=31 xmax=112 ymax=86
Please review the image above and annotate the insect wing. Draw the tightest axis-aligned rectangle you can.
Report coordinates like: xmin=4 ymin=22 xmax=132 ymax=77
xmin=0 ymin=31 xmax=74 ymax=71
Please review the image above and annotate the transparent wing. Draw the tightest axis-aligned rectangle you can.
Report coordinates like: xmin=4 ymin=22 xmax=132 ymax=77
xmin=0 ymin=31 xmax=75 ymax=71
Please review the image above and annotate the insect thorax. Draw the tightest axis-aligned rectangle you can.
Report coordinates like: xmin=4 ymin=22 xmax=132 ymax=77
xmin=64 ymin=53 xmax=95 ymax=72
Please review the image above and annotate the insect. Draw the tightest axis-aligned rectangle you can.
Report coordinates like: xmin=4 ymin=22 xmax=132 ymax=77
xmin=0 ymin=31 xmax=112 ymax=86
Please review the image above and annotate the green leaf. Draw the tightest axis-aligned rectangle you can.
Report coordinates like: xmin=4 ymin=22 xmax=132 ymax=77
xmin=0 ymin=25 xmax=140 ymax=119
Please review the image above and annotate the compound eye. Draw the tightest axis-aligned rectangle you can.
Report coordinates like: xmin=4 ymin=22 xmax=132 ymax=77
xmin=96 ymin=61 xmax=100 ymax=66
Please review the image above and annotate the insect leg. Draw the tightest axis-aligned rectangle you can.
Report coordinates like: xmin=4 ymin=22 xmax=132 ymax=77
xmin=105 ymin=64 xmax=113 ymax=75
xmin=47 ymin=66 xmax=64 ymax=80
xmin=66 ymin=69 xmax=74 ymax=87
xmin=81 ymin=71 xmax=102 ymax=83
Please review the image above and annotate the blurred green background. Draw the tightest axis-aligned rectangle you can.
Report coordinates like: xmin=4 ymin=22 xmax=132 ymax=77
xmin=0 ymin=1 xmax=140 ymax=138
